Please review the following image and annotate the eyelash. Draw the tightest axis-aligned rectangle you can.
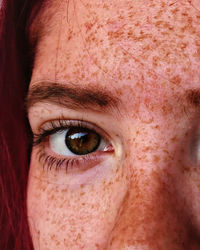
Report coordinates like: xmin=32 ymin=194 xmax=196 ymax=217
xmin=33 ymin=119 xmax=85 ymax=146
xmin=33 ymin=119 xmax=112 ymax=172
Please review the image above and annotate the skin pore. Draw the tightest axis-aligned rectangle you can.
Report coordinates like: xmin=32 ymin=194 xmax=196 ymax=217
xmin=27 ymin=0 xmax=200 ymax=249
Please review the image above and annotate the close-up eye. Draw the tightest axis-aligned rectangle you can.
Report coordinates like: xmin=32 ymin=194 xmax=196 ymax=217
xmin=33 ymin=120 xmax=113 ymax=171
xmin=50 ymin=126 xmax=110 ymax=156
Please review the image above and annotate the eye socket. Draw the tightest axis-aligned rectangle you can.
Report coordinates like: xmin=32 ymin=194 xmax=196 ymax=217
xmin=49 ymin=126 xmax=110 ymax=156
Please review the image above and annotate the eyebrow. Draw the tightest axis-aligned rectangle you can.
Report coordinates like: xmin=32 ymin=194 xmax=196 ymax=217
xmin=26 ymin=82 xmax=200 ymax=115
xmin=26 ymin=82 xmax=120 ymax=112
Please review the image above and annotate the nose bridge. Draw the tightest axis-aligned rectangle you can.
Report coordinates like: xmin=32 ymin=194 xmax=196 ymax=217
xmin=106 ymin=141 xmax=189 ymax=250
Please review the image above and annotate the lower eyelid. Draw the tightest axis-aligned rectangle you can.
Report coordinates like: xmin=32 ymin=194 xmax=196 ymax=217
xmin=36 ymin=144 xmax=113 ymax=173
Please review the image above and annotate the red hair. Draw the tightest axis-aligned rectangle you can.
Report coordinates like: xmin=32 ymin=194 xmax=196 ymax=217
xmin=0 ymin=0 xmax=43 ymax=249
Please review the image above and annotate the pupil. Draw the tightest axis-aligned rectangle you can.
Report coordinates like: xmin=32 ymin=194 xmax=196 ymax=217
xmin=65 ymin=127 xmax=101 ymax=155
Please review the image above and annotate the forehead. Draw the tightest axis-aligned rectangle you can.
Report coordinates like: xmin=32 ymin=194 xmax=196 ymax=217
xmin=30 ymin=0 xmax=200 ymax=99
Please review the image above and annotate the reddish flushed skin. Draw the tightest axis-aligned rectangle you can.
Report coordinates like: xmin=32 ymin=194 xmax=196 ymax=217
xmin=27 ymin=0 xmax=200 ymax=249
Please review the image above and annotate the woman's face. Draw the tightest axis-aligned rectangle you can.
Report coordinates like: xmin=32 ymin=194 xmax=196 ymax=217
xmin=27 ymin=0 xmax=200 ymax=249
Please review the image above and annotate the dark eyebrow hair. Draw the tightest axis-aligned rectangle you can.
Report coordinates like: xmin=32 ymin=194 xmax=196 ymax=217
xmin=26 ymin=82 xmax=120 ymax=112
xmin=26 ymin=82 xmax=200 ymax=116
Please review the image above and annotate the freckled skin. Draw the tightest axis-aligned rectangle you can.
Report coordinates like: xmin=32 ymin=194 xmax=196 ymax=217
xmin=27 ymin=0 xmax=200 ymax=249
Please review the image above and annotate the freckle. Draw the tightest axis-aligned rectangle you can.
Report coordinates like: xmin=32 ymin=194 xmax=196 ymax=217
xmin=143 ymin=146 xmax=151 ymax=152
xmin=115 ymin=167 xmax=119 ymax=174
xmin=161 ymin=104 xmax=173 ymax=115
xmin=163 ymin=149 xmax=169 ymax=154
xmin=80 ymin=184 xmax=84 ymax=188
xmin=171 ymin=7 xmax=179 ymax=15
xmin=84 ymin=21 xmax=94 ymax=32
xmin=64 ymin=238 xmax=68 ymax=246
xmin=170 ymin=136 xmax=178 ymax=142
xmin=153 ymin=155 xmax=160 ymax=163
xmin=116 ymin=89 xmax=122 ymax=96
xmin=61 ymin=225 xmax=66 ymax=231
xmin=180 ymin=42 xmax=188 ymax=50
xmin=193 ymin=47 xmax=200 ymax=60
xmin=182 ymin=164 xmax=190 ymax=173
xmin=80 ymin=192 xmax=85 ymax=196
xmin=50 ymin=234 xmax=56 ymax=240
xmin=184 ymin=131 xmax=189 ymax=136
xmin=114 ymin=176 xmax=120 ymax=182
xmin=76 ymin=233 xmax=81 ymax=240
xmin=120 ymin=170 xmax=124 ymax=178
xmin=152 ymin=56 xmax=159 ymax=67
xmin=81 ymin=202 xmax=85 ymax=206
xmin=50 ymin=194 xmax=54 ymax=200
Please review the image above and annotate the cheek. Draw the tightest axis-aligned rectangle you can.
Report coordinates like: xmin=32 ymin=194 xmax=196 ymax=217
xmin=27 ymin=158 xmax=127 ymax=249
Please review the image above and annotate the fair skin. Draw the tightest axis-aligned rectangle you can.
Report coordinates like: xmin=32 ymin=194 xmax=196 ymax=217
xmin=27 ymin=0 xmax=200 ymax=249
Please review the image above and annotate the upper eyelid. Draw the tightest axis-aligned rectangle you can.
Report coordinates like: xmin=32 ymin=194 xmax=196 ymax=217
xmin=40 ymin=119 xmax=111 ymax=138
xmin=38 ymin=119 xmax=94 ymax=131
xmin=32 ymin=119 xmax=112 ymax=146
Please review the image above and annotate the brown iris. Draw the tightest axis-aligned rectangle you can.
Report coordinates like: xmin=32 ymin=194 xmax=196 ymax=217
xmin=65 ymin=127 xmax=101 ymax=155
